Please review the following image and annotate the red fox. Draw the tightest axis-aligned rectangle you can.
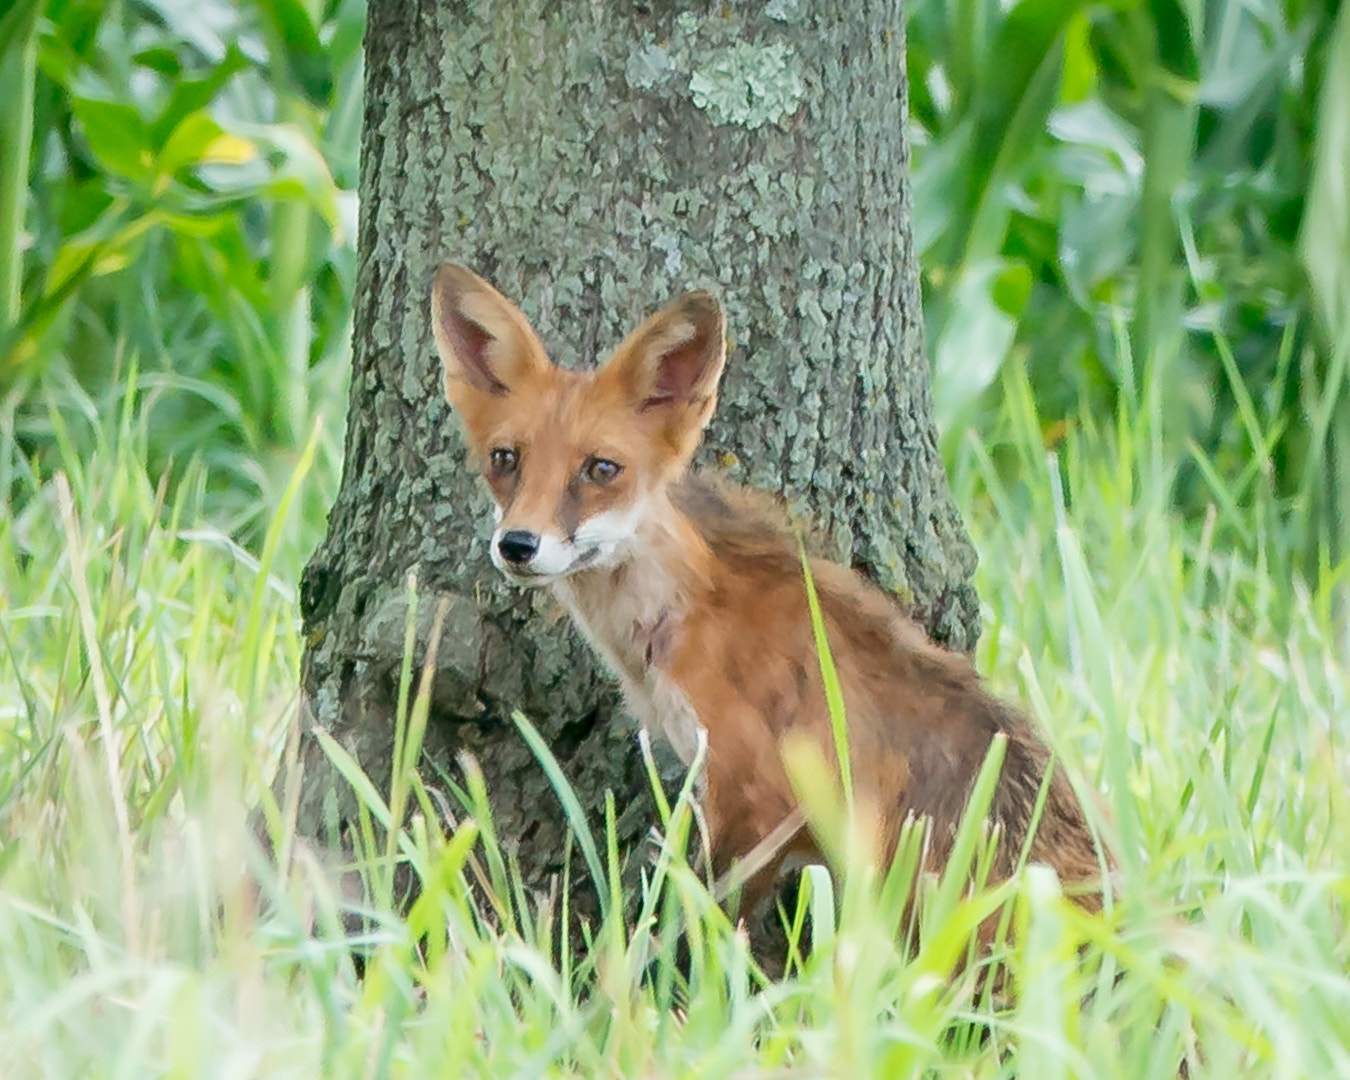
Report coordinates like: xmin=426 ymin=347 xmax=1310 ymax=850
xmin=430 ymin=263 xmax=1109 ymax=923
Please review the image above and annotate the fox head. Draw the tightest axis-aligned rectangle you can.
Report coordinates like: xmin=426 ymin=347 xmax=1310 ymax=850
xmin=430 ymin=264 xmax=726 ymax=585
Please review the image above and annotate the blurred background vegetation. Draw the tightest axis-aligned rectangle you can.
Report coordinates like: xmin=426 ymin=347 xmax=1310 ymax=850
xmin=2 ymin=0 xmax=1346 ymax=590
xmin=1 ymin=0 xmax=363 ymax=575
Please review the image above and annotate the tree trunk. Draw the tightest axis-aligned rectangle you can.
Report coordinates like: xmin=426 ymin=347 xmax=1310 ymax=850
xmin=291 ymin=0 xmax=980 ymax=926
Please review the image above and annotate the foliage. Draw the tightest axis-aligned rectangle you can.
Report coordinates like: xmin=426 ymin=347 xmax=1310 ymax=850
xmin=1 ymin=0 xmax=362 ymax=564
xmin=907 ymin=0 xmax=1350 ymax=576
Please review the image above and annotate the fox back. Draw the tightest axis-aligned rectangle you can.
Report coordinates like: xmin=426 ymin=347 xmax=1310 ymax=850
xmin=430 ymin=264 xmax=1108 ymax=920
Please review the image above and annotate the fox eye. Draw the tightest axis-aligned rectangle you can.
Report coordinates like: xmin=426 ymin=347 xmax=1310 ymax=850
xmin=489 ymin=447 xmax=519 ymax=476
xmin=584 ymin=457 xmax=622 ymax=485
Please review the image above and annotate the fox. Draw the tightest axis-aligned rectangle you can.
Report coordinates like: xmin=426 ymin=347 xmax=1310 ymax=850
xmin=429 ymin=263 xmax=1109 ymax=926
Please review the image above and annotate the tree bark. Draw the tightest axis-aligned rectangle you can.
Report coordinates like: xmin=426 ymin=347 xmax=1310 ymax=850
xmin=291 ymin=0 xmax=980 ymax=926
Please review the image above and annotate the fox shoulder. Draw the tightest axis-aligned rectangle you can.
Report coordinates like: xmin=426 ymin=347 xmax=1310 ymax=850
xmin=674 ymin=473 xmax=800 ymax=567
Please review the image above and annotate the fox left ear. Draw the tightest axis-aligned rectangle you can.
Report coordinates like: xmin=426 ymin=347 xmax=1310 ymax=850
xmin=604 ymin=291 xmax=726 ymax=423
xmin=430 ymin=263 xmax=550 ymax=405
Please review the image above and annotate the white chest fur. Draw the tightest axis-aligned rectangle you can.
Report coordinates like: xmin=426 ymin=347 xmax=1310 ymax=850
xmin=552 ymin=567 xmax=705 ymax=766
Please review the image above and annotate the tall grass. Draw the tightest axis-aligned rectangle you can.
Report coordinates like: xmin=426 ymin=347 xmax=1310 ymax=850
xmin=0 ymin=0 xmax=38 ymax=335
xmin=2 ymin=346 xmax=1345 ymax=1076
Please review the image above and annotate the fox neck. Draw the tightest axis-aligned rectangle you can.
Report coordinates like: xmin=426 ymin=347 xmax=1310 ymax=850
xmin=549 ymin=488 xmax=709 ymax=761
xmin=552 ymin=488 xmax=707 ymax=652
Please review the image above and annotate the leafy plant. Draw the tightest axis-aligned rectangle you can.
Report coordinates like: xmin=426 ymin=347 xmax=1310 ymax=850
xmin=3 ymin=0 xmax=364 ymax=559
xmin=908 ymin=0 xmax=1349 ymax=579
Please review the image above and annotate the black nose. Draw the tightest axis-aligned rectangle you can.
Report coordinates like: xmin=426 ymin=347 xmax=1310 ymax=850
xmin=497 ymin=530 xmax=540 ymax=565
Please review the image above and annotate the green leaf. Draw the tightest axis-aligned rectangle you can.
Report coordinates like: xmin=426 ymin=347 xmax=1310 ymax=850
xmin=946 ymin=0 xmax=991 ymax=114
xmin=241 ymin=122 xmax=341 ymax=226
xmin=510 ymin=709 xmax=610 ymax=922
xmin=927 ymin=733 xmax=1007 ymax=925
xmin=993 ymin=260 xmax=1034 ymax=316
xmin=1148 ymin=0 xmax=1200 ymax=81
xmin=326 ymin=0 xmax=368 ymax=71
xmin=0 ymin=0 xmax=40 ymax=60
xmin=157 ymin=112 xmax=226 ymax=175
xmin=1299 ymin=0 xmax=1350 ymax=343
xmin=1049 ymin=101 xmax=1141 ymax=308
xmin=1062 ymin=9 xmax=1098 ymax=102
xmin=157 ymin=111 xmax=260 ymax=176
xmin=951 ymin=0 xmax=1083 ymax=267
xmin=254 ymin=0 xmax=333 ymax=106
xmin=311 ymin=727 xmax=392 ymax=831
xmin=802 ymin=865 xmax=836 ymax=952
xmin=71 ymin=97 xmax=153 ymax=181
xmin=797 ymin=537 xmax=852 ymax=806
xmin=0 ymin=0 xmax=37 ymax=334
xmin=933 ymin=259 xmax=1018 ymax=429
xmin=910 ymin=119 xmax=968 ymax=257
xmin=147 ymin=44 xmax=250 ymax=147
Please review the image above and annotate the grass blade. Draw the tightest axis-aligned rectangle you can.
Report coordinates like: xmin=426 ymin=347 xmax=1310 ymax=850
xmin=511 ymin=709 xmax=610 ymax=922
xmin=798 ymin=536 xmax=853 ymax=807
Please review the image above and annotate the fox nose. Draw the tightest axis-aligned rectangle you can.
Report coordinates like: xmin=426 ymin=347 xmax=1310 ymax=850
xmin=496 ymin=530 xmax=540 ymax=565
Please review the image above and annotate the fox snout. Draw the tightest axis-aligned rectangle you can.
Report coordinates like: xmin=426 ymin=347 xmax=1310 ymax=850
xmin=486 ymin=506 xmax=642 ymax=584
xmin=495 ymin=529 xmax=539 ymax=566
xmin=486 ymin=522 xmax=575 ymax=584
xmin=487 ymin=524 xmax=571 ymax=584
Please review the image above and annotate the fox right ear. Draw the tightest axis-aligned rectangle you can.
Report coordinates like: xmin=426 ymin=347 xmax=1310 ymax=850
xmin=430 ymin=264 xmax=549 ymax=405
xmin=603 ymin=291 xmax=727 ymax=421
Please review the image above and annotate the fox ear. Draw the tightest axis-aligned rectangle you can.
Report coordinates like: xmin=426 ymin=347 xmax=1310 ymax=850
xmin=430 ymin=264 xmax=549 ymax=404
xmin=604 ymin=291 xmax=726 ymax=420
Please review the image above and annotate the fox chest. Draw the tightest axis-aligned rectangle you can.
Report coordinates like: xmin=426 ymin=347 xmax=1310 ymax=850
xmin=552 ymin=580 xmax=706 ymax=766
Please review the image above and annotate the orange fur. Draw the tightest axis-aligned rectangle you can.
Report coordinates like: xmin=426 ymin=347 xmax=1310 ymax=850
xmin=430 ymin=264 xmax=1110 ymax=922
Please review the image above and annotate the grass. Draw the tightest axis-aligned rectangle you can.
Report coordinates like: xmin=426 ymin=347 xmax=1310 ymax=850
xmin=0 ymin=345 xmax=1347 ymax=1077
xmin=0 ymin=0 xmax=37 ymax=339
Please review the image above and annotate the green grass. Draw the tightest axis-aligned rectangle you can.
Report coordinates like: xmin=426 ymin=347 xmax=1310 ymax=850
xmin=1 ymin=347 xmax=1346 ymax=1077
